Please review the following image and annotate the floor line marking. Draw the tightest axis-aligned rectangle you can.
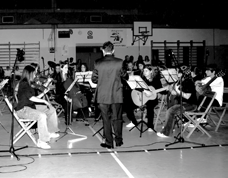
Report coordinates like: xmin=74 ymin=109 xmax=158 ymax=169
xmin=88 ymin=125 xmax=135 ymax=178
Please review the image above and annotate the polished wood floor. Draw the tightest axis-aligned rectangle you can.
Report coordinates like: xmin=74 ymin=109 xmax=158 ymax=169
xmin=0 ymin=103 xmax=228 ymax=178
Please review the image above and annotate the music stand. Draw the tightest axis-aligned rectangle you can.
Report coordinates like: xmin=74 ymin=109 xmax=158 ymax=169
xmin=75 ymin=71 xmax=97 ymax=89
xmin=92 ymin=113 xmax=104 ymax=138
xmin=160 ymin=68 xmax=178 ymax=84
xmin=56 ymin=79 xmax=87 ymax=143
xmin=127 ymin=75 xmax=156 ymax=137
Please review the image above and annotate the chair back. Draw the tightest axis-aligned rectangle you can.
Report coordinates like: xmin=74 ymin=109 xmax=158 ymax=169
xmin=197 ymin=91 xmax=216 ymax=114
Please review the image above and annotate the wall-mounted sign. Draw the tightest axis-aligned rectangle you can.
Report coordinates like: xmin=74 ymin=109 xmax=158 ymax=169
xmin=49 ymin=47 xmax=55 ymax=53
xmin=87 ymin=30 xmax=93 ymax=39
xmin=108 ymin=29 xmax=126 ymax=46
xmin=58 ymin=31 xmax=70 ymax=38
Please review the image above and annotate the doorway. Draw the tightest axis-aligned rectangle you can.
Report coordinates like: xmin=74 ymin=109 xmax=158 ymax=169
xmin=76 ymin=46 xmax=103 ymax=71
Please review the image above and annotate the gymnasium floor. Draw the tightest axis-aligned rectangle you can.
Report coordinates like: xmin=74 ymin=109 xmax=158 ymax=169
xmin=0 ymin=102 xmax=228 ymax=178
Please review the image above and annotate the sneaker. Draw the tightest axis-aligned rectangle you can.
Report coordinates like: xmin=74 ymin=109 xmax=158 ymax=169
xmin=188 ymin=124 xmax=195 ymax=127
xmin=50 ymin=133 xmax=60 ymax=138
xmin=148 ymin=128 xmax=154 ymax=132
xmin=196 ymin=118 xmax=207 ymax=123
xmin=37 ymin=139 xmax=51 ymax=149
xmin=157 ymin=132 xmax=168 ymax=138
xmin=183 ymin=123 xmax=194 ymax=127
xmin=126 ymin=122 xmax=135 ymax=128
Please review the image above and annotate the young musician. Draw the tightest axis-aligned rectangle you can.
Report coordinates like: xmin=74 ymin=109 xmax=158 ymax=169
xmin=141 ymin=64 xmax=167 ymax=132
xmin=157 ymin=65 xmax=198 ymax=137
xmin=134 ymin=59 xmax=145 ymax=76
xmin=15 ymin=65 xmax=60 ymax=149
xmin=122 ymin=59 xmax=139 ymax=128
xmin=195 ymin=63 xmax=224 ymax=107
xmin=55 ymin=62 xmax=80 ymax=124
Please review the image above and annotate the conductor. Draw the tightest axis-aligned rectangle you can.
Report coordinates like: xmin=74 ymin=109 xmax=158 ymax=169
xmin=92 ymin=41 xmax=128 ymax=149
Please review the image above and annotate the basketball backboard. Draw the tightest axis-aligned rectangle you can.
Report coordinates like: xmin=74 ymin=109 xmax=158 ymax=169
xmin=133 ymin=21 xmax=152 ymax=36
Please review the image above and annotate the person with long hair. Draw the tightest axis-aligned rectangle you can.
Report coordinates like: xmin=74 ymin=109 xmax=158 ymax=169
xmin=55 ymin=61 xmax=84 ymax=124
xmin=134 ymin=59 xmax=145 ymax=76
xmin=15 ymin=65 xmax=60 ymax=149
xmin=122 ymin=60 xmax=139 ymax=128
xmin=55 ymin=62 xmax=72 ymax=124
xmin=141 ymin=64 xmax=167 ymax=132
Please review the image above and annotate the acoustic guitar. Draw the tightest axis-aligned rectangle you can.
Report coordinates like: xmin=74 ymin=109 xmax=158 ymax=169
xmin=195 ymin=70 xmax=226 ymax=95
xmin=131 ymin=85 xmax=169 ymax=106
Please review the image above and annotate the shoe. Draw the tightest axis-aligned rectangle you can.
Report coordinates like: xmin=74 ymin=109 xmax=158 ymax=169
xmin=116 ymin=142 xmax=123 ymax=147
xmin=157 ymin=132 xmax=168 ymax=138
xmin=148 ymin=128 xmax=154 ymax=132
xmin=126 ymin=122 xmax=135 ymax=128
xmin=196 ymin=118 xmax=207 ymax=123
xmin=188 ymin=124 xmax=195 ymax=127
xmin=37 ymin=139 xmax=51 ymax=149
xmin=183 ymin=123 xmax=195 ymax=127
xmin=50 ymin=133 xmax=60 ymax=138
xmin=100 ymin=143 xmax=113 ymax=149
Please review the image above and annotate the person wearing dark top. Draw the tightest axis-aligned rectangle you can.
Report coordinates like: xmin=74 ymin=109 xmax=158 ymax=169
xmin=92 ymin=41 xmax=128 ymax=149
xmin=134 ymin=59 xmax=145 ymax=77
xmin=122 ymin=60 xmax=139 ymax=128
xmin=191 ymin=66 xmax=204 ymax=83
xmin=55 ymin=62 xmax=73 ymax=124
xmin=55 ymin=61 xmax=84 ymax=125
xmin=141 ymin=64 xmax=167 ymax=132
xmin=157 ymin=66 xmax=198 ymax=137
xmin=15 ymin=65 xmax=60 ymax=149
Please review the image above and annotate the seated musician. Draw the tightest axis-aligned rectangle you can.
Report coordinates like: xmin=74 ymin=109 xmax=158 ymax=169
xmin=55 ymin=61 xmax=74 ymax=124
xmin=78 ymin=62 xmax=94 ymax=116
xmin=123 ymin=59 xmax=139 ymax=128
xmin=157 ymin=65 xmax=197 ymax=137
xmin=55 ymin=61 xmax=88 ymax=124
xmin=141 ymin=64 xmax=167 ymax=132
xmin=195 ymin=63 xmax=224 ymax=123
xmin=190 ymin=66 xmax=204 ymax=82
xmin=15 ymin=65 xmax=60 ymax=149
xmin=134 ymin=58 xmax=145 ymax=77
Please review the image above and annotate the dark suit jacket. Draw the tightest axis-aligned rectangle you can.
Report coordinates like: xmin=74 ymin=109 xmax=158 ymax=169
xmin=92 ymin=55 xmax=128 ymax=104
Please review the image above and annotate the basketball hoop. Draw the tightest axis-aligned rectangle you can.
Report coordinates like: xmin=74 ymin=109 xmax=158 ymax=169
xmin=132 ymin=21 xmax=152 ymax=45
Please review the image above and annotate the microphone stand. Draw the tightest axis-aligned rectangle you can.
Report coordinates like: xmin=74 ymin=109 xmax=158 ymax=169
xmin=0 ymin=55 xmax=28 ymax=161
xmin=165 ymin=52 xmax=204 ymax=147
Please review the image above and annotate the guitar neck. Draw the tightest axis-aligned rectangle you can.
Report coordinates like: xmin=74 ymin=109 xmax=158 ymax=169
xmin=203 ymin=76 xmax=218 ymax=88
xmin=155 ymin=86 xmax=168 ymax=93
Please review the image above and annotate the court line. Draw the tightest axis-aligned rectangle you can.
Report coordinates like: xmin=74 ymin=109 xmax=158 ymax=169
xmin=88 ymin=125 xmax=135 ymax=178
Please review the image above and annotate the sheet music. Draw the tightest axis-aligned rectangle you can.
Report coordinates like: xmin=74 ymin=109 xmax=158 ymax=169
xmin=0 ymin=79 xmax=9 ymax=90
xmin=127 ymin=75 xmax=149 ymax=90
xmin=161 ymin=68 xmax=178 ymax=83
xmin=75 ymin=71 xmax=97 ymax=88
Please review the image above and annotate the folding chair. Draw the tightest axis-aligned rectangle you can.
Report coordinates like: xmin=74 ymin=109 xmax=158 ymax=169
xmin=50 ymin=100 xmax=64 ymax=117
xmin=182 ymin=92 xmax=216 ymax=138
xmin=4 ymin=96 xmax=37 ymax=145
xmin=208 ymin=102 xmax=227 ymax=132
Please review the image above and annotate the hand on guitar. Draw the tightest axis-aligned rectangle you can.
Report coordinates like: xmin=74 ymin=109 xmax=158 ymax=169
xmin=143 ymin=86 xmax=153 ymax=97
xmin=168 ymin=83 xmax=179 ymax=95
xmin=131 ymin=85 xmax=169 ymax=106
